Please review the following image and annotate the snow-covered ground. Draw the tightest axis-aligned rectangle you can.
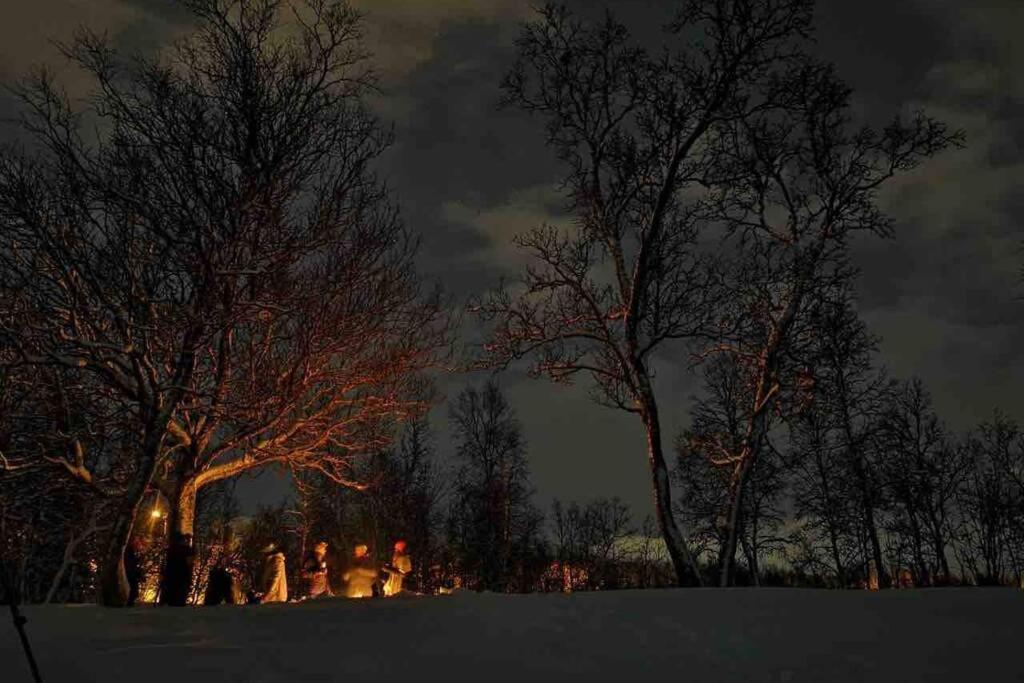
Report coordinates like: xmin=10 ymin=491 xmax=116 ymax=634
xmin=3 ymin=588 xmax=1020 ymax=682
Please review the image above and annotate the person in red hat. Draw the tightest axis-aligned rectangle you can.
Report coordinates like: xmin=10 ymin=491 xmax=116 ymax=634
xmin=382 ymin=539 xmax=412 ymax=597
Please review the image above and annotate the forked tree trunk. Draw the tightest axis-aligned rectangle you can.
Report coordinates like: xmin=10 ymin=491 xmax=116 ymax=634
xmin=639 ymin=389 xmax=703 ymax=587
xmin=719 ymin=417 xmax=771 ymax=587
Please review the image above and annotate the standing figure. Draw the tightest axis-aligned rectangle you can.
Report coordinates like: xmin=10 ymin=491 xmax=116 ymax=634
xmin=159 ymin=532 xmax=195 ymax=606
xmin=204 ymin=558 xmax=237 ymax=605
xmin=382 ymin=539 xmax=412 ymax=597
xmin=258 ymin=543 xmax=289 ymax=603
xmin=342 ymin=544 xmax=377 ymax=598
xmin=124 ymin=538 xmax=143 ymax=606
xmin=301 ymin=541 xmax=332 ymax=599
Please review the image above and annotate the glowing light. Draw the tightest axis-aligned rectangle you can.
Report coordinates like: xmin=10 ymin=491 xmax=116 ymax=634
xmin=150 ymin=509 xmax=162 ymax=519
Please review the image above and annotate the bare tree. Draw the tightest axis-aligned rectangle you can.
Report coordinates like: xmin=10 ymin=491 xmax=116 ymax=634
xmin=354 ymin=417 xmax=446 ymax=593
xmin=787 ymin=292 xmax=894 ymax=587
xmin=877 ymin=378 xmax=964 ymax=585
xmin=676 ymin=355 xmax=788 ymax=585
xmin=0 ymin=0 xmax=448 ymax=605
xmin=0 ymin=362 xmax=132 ymax=603
xmin=447 ymin=380 xmax=543 ymax=592
xmin=695 ymin=58 xmax=960 ymax=584
xmin=146 ymin=0 xmax=448 ymax=564
xmin=788 ymin=393 xmax=859 ymax=586
xmin=954 ymin=413 xmax=1024 ymax=586
xmin=476 ymin=0 xmax=818 ymax=587
xmin=551 ymin=497 xmax=633 ymax=590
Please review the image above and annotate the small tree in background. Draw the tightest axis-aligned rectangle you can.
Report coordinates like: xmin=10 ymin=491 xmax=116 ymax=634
xmin=447 ymin=381 xmax=544 ymax=592
xmin=877 ymin=379 xmax=964 ymax=586
xmin=787 ymin=292 xmax=893 ymax=587
xmin=954 ymin=414 xmax=1024 ymax=586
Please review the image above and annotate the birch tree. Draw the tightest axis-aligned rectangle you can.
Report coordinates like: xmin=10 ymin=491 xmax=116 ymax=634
xmin=696 ymin=60 xmax=960 ymax=585
xmin=0 ymin=0 xmax=448 ymax=605
xmin=477 ymin=0 xmax=817 ymax=587
xmin=877 ymin=379 xmax=964 ymax=585
xmin=447 ymin=381 xmax=542 ymax=592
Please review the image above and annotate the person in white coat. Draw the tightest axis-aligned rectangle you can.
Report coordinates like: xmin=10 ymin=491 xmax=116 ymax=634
xmin=258 ymin=543 xmax=288 ymax=603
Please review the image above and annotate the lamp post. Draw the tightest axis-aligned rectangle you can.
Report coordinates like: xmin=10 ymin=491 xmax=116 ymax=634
xmin=149 ymin=508 xmax=165 ymax=537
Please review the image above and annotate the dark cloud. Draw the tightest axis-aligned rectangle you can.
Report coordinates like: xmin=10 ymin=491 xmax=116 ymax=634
xmin=395 ymin=0 xmax=1024 ymax=514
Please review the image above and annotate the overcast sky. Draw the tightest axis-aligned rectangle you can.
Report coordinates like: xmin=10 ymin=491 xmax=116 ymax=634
xmin=2 ymin=0 xmax=1021 ymax=520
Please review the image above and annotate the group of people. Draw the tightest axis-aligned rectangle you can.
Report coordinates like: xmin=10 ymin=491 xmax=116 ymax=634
xmin=127 ymin=534 xmax=413 ymax=606
xmin=250 ymin=539 xmax=412 ymax=604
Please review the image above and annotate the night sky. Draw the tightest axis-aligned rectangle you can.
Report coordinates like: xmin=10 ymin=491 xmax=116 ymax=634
xmin=2 ymin=0 xmax=1021 ymax=519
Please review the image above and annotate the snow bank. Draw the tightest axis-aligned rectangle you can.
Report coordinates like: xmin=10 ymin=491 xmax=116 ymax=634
xmin=3 ymin=588 xmax=1020 ymax=682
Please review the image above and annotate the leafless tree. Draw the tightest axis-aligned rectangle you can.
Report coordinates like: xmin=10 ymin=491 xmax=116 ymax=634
xmin=877 ymin=378 xmax=964 ymax=585
xmin=787 ymin=397 xmax=859 ymax=586
xmin=954 ymin=413 xmax=1024 ymax=586
xmin=0 ymin=0 xmax=448 ymax=605
xmin=695 ymin=58 xmax=960 ymax=584
xmin=551 ymin=497 xmax=633 ymax=590
xmin=447 ymin=380 xmax=543 ymax=592
xmin=0 ymin=364 xmax=124 ymax=603
xmin=676 ymin=355 xmax=788 ymax=585
xmin=786 ymin=292 xmax=894 ymax=587
xmin=476 ymin=0 xmax=819 ymax=587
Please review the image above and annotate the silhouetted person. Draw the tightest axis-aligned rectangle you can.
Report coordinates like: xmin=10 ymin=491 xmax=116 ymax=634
xmin=159 ymin=532 xmax=195 ymax=606
xmin=301 ymin=541 xmax=332 ymax=599
xmin=204 ymin=560 xmax=237 ymax=605
xmin=124 ymin=538 xmax=143 ymax=606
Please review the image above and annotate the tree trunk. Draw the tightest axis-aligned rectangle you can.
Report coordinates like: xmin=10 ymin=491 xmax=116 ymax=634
xmin=813 ymin=446 xmax=847 ymax=586
xmin=719 ymin=458 xmax=751 ymax=586
xmin=639 ymin=390 xmax=703 ymax=587
xmin=46 ymin=538 xmax=77 ymax=604
xmin=98 ymin=433 xmax=163 ymax=606
xmin=45 ymin=518 xmax=99 ymax=604
xmin=169 ymin=479 xmax=199 ymax=538
xmin=98 ymin=504 xmax=138 ymax=607
xmin=836 ymin=396 xmax=888 ymax=588
xmin=862 ymin=498 xmax=889 ymax=589
xmin=905 ymin=506 xmax=930 ymax=586
xmin=828 ymin=528 xmax=846 ymax=588
xmin=851 ymin=455 xmax=889 ymax=589
xmin=739 ymin=533 xmax=760 ymax=587
xmin=160 ymin=475 xmax=199 ymax=604
xmin=926 ymin=515 xmax=951 ymax=584
xmin=720 ymin=414 xmax=772 ymax=587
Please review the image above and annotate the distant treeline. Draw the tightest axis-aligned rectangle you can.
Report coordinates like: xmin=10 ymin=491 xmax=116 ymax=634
xmin=4 ymin=377 xmax=1021 ymax=605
